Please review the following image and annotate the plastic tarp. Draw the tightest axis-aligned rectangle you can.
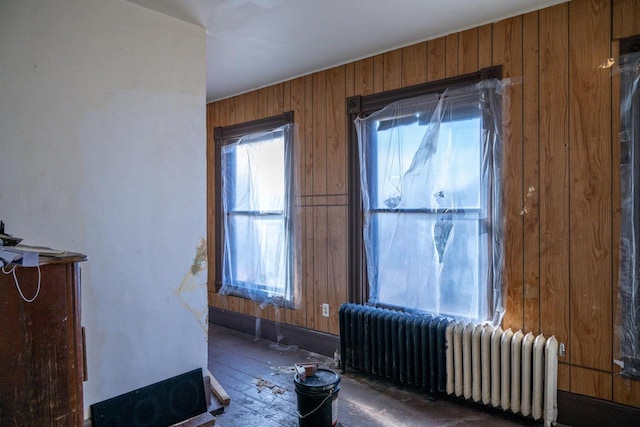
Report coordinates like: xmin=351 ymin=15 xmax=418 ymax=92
xmin=619 ymin=49 xmax=640 ymax=378
xmin=355 ymin=79 xmax=505 ymax=324
xmin=219 ymin=124 xmax=301 ymax=309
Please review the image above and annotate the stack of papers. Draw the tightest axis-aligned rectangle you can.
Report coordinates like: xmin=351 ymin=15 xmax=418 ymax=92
xmin=0 ymin=246 xmax=40 ymax=267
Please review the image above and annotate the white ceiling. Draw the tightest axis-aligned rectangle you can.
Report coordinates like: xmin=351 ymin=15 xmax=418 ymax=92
xmin=127 ymin=0 xmax=568 ymax=102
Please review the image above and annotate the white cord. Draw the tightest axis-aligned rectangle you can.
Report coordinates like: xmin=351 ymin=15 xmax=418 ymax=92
xmin=1 ymin=263 xmax=41 ymax=303
xmin=297 ymin=389 xmax=335 ymax=419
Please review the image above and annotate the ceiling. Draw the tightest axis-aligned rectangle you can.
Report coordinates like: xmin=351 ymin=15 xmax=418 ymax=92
xmin=127 ymin=0 xmax=568 ymax=102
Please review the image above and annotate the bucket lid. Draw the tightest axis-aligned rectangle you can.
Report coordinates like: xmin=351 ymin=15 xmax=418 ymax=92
xmin=294 ymin=368 xmax=340 ymax=388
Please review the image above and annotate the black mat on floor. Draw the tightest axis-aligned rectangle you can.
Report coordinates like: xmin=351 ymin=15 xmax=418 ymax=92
xmin=91 ymin=368 xmax=206 ymax=427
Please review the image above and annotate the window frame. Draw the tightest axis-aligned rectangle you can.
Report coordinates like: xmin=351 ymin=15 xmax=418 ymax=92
xmin=214 ymin=111 xmax=295 ymax=304
xmin=619 ymin=35 xmax=640 ymax=379
xmin=346 ymin=67 xmax=502 ymax=310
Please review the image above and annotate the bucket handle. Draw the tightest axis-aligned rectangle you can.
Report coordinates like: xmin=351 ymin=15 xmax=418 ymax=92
xmin=297 ymin=389 xmax=335 ymax=420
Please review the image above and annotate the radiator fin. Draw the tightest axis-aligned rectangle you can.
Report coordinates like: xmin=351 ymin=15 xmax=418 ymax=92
xmin=339 ymin=303 xmax=558 ymax=427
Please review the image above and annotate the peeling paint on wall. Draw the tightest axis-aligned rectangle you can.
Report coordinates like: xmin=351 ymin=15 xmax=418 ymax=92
xmin=190 ymin=237 xmax=207 ymax=275
xmin=175 ymin=238 xmax=208 ymax=335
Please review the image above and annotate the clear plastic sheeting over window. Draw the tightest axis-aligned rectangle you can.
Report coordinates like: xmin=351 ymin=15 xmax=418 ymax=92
xmin=219 ymin=124 xmax=301 ymax=309
xmin=355 ymin=79 xmax=505 ymax=324
xmin=619 ymin=49 xmax=640 ymax=378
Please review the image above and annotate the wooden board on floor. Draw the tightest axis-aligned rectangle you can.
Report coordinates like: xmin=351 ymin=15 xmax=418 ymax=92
xmin=207 ymin=370 xmax=231 ymax=406
xmin=171 ymin=412 xmax=216 ymax=427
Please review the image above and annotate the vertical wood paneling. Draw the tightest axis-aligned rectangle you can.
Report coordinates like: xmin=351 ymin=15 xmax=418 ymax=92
xmin=304 ymin=76 xmax=314 ymax=196
xmin=245 ymin=300 xmax=261 ymax=321
xmin=328 ymin=206 xmax=348 ymax=335
xmin=327 ymin=66 xmax=346 ymax=195
xmin=313 ymin=71 xmax=327 ymax=195
xmin=445 ymin=33 xmax=459 ymax=77
xmin=478 ymin=24 xmax=493 ymax=69
xmin=227 ymin=96 xmax=237 ymax=126
xmin=570 ymin=366 xmax=613 ymax=400
xmin=558 ymin=363 xmax=571 ymax=392
xmin=373 ymin=54 xmax=384 ymax=93
xmin=244 ymin=91 xmax=258 ymax=121
xmin=291 ymin=78 xmax=306 ymax=198
xmin=493 ymin=16 xmax=524 ymax=332
xmin=219 ymin=97 xmax=230 ymax=126
xmin=304 ymin=75 xmax=315 ymax=329
xmin=568 ymin=0 xmax=612 ymax=372
xmin=401 ymin=42 xmax=427 ymax=86
xmin=614 ymin=376 xmax=640 ymax=407
xmin=383 ymin=49 xmax=402 ymax=91
xmin=427 ymin=37 xmax=446 ymax=82
xmin=522 ymin=11 xmax=541 ymax=335
xmin=283 ymin=80 xmax=291 ymax=112
xmin=235 ymin=94 xmax=246 ymax=124
xmin=273 ymin=83 xmax=284 ymax=115
xmin=539 ymin=3 xmax=570 ymax=358
xmin=613 ymin=0 xmax=640 ymax=40
xmin=304 ymin=205 xmax=315 ymax=329
xmin=258 ymin=90 xmax=267 ymax=119
xmin=314 ymin=206 xmax=329 ymax=332
xmin=345 ymin=62 xmax=355 ymax=98
xmin=258 ymin=85 xmax=277 ymax=117
xmin=312 ymin=71 xmax=330 ymax=333
xmin=355 ymin=57 xmax=375 ymax=96
xmin=289 ymin=77 xmax=306 ymax=327
xmin=459 ymin=28 xmax=479 ymax=74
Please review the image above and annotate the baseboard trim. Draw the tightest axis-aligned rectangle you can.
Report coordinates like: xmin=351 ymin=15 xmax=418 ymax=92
xmin=557 ymin=390 xmax=640 ymax=427
xmin=208 ymin=306 xmax=339 ymax=357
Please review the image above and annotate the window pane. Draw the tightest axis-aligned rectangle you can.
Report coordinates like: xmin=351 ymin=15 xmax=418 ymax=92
xmin=226 ymin=215 xmax=287 ymax=297
xmin=374 ymin=118 xmax=481 ymax=210
xmin=226 ymin=134 xmax=285 ymax=212
xmin=374 ymin=211 xmax=486 ymax=319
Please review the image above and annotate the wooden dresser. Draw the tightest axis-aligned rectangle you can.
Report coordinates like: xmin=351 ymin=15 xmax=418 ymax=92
xmin=0 ymin=252 xmax=87 ymax=426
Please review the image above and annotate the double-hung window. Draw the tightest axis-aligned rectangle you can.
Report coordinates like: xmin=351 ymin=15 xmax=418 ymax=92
xmin=214 ymin=112 xmax=300 ymax=307
xmin=349 ymin=68 xmax=505 ymax=324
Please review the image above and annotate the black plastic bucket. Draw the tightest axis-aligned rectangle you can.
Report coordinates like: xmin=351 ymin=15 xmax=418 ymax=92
xmin=294 ymin=368 xmax=340 ymax=426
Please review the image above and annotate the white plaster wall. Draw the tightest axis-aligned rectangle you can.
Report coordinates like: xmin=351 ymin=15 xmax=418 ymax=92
xmin=0 ymin=0 xmax=207 ymax=418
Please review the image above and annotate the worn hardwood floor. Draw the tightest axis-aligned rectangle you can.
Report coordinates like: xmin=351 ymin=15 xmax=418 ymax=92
xmin=207 ymin=324 xmax=542 ymax=427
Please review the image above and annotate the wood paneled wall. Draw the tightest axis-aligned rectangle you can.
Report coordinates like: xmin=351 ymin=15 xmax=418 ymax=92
xmin=207 ymin=0 xmax=640 ymax=409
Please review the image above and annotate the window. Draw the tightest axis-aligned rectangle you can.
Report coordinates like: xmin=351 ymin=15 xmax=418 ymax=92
xmin=348 ymin=68 xmax=505 ymax=324
xmin=214 ymin=112 xmax=300 ymax=307
xmin=619 ymin=36 xmax=640 ymax=378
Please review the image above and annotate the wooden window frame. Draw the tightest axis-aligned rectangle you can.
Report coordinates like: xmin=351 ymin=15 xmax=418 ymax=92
xmin=213 ymin=111 xmax=294 ymax=294
xmin=346 ymin=66 xmax=502 ymax=305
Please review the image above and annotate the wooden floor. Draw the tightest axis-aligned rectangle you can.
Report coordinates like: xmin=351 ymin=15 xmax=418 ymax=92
xmin=207 ymin=324 xmax=543 ymax=427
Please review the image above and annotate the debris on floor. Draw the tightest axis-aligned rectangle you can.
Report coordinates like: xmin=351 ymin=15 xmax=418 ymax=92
xmin=255 ymin=376 xmax=287 ymax=395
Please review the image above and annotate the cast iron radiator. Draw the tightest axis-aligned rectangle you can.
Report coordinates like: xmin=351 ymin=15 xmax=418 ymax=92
xmin=338 ymin=303 xmax=558 ymax=427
